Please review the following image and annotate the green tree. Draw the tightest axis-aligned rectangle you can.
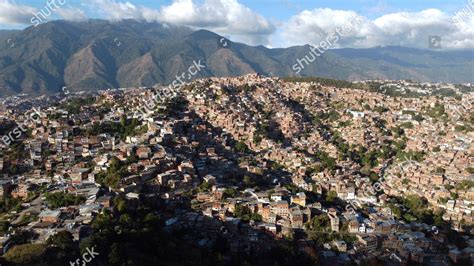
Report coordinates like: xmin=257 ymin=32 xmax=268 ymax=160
xmin=198 ymin=181 xmax=213 ymax=192
xmin=388 ymin=204 xmax=402 ymax=218
xmin=119 ymin=213 xmax=132 ymax=225
xmin=223 ymin=188 xmax=237 ymax=198
xmin=450 ymin=192 xmax=459 ymax=200
xmin=243 ymin=175 xmax=256 ymax=187
xmin=250 ymin=213 xmax=263 ymax=222
xmin=0 ymin=220 xmax=10 ymax=235
xmin=45 ymin=192 xmax=86 ymax=209
xmin=326 ymin=190 xmax=337 ymax=203
xmin=308 ymin=215 xmax=330 ymax=231
xmin=46 ymin=231 xmax=75 ymax=250
xmin=235 ymin=141 xmax=250 ymax=153
xmin=4 ymin=244 xmax=47 ymax=265
xmin=108 ymin=243 xmax=122 ymax=265
xmin=234 ymin=205 xmax=253 ymax=221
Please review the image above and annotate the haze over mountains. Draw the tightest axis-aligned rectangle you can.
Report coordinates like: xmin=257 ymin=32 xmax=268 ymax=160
xmin=0 ymin=19 xmax=472 ymax=96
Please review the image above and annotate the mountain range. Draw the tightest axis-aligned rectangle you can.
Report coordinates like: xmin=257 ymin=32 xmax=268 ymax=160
xmin=0 ymin=19 xmax=473 ymax=96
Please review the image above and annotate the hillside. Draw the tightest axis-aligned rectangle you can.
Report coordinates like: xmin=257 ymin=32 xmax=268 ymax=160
xmin=0 ymin=20 xmax=472 ymax=96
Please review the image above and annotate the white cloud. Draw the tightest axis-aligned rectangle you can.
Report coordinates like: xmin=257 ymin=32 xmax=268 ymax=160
xmin=87 ymin=0 xmax=276 ymax=45
xmin=1 ymin=0 xmax=472 ymax=50
xmin=0 ymin=0 xmax=37 ymax=25
xmin=280 ymin=8 xmax=474 ymax=50
xmin=57 ymin=7 xmax=88 ymax=21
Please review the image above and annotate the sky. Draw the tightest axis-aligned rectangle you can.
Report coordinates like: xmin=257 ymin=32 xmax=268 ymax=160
xmin=0 ymin=0 xmax=473 ymax=49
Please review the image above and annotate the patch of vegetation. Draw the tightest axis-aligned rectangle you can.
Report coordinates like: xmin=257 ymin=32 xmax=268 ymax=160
xmin=45 ymin=192 xmax=86 ymax=209
xmin=425 ymin=102 xmax=446 ymax=118
xmin=3 ymin=243 xmax=48 ymax=265
xmin=283 ymin=77 xmax=354 ymax=89
xmin=392 ymin=195 xmax=444 ymax=225
xmin=234 ymin=204 xmax=262 ymax=222
xmin=325 ymin=190 xmax=338 ymax=203
xmin=86 ymin=115 xmax=147 ymax=140
xmin=58 ymin=97 xmax=96 ymax=114
xmin=94 ymin=157 xmax=131 ymax=189
xmin=306 ymin=214 xmax=330 ymax=231
xmin=0 ymin=220 xmax=10 ymax=235
xmin=223 ymin=188 xmax=237 ymax=198
xmin=3 ymin=231 xmax=80 ymax=265
xmin=235 ymin=141 xmax=250 ymax=153
xmin=0 ymin=195 xmax=22 ymax=214
xmin=455 ymin=180 xmax=474 ymax=191
xmin=400 ymin=122 xmax=414 ymax=129
xmin=396 ymin=150 xmax=425 ymax=162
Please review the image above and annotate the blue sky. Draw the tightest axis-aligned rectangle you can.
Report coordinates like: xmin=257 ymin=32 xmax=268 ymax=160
xmin=0 ymin=0 xmax=472 ymax=49
xmin=7 ymin=0 xmax=467 ymax=20
xmin=242 ymin=0 xmax=465 ymax=19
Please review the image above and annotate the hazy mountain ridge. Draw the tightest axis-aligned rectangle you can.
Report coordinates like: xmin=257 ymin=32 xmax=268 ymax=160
xmin=0 ymin=20 xmax=473 ymax=96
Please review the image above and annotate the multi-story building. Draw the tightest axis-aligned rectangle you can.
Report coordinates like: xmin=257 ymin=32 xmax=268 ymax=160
xmin=271 ymin=200 xmax=289 ymax=217
xmin=329 ymin=213 xmax=340 ymax=232
xmin=291 ymin=192 xmax=306 ymax=207
xmin=355 ymin=235 xmax=378 ymax=253
xmin=289 ymin=209 xmax=304 ymax=228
